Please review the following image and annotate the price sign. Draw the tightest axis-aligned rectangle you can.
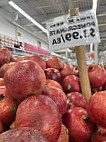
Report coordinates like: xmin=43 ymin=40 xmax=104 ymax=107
xmin=46 ymin=13 xmax=100 ymax=51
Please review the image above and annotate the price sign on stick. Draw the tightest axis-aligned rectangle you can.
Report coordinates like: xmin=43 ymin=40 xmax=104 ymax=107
xmin=46 ymin=8 xmax=100 ymax=101
xmin=47 ymin=13 xmax=100 ymax=51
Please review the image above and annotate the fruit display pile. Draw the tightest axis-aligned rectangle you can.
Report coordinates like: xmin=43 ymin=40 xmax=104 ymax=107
xmin=0 ymin=47 xmax=106 ymax=142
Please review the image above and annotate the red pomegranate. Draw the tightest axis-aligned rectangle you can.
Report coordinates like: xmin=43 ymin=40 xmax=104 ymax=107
xmin=91 ymin=130 xmax=106 ymax=142
xmin=87 ymin=91 xmax=106 ymax=128
xmin=62 ymin=107 xmax=94 ymax=142
xmin=0 ymin=78 xmax=4 ymax=86
xmin=0 ymin=47 xmax=15 ymax=67
xmin=42 ymin=86 xmax=67 ymax=115
xmin=0 ymin=127 xmax=49 ymax=142
xmin=67 ymin=92 xmax=87 ymax=109
xmin=60 ymin=63 xmax=78 ymax=79
xmin=4 ymin=60 xmax=46 ymax=100
xmin=0 ymin=120 xmax=3 ymax=134
xmin=46 ymin=79 xmax=63 ymax=90
xmin=0 ymin=62 xmax=15 ymax=78
xmin=0 ymin=86 xmax=17 ymax=126
xmin=16 ymin=55 xmax=46 ymax=70
xmin=88 ymin=64 xmax=106 ymax=88
xmin=15 ymin=95 xmax=61 ymax=142
xmin=44 ymin=68 xmax=62 ymax=82
xmin=61 ymin=75 xmax=81 ymax=93
xmin=57 ymin=124 xmax=69 ymax=142
xmin=46 ymin=56 xmax=63 ymax=70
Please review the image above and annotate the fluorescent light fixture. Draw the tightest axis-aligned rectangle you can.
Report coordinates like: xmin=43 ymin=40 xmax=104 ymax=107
xmin=8 ymin=1 xmax=48 ymax=34
xmin=92 ymin=0 xmax=98 ymax=14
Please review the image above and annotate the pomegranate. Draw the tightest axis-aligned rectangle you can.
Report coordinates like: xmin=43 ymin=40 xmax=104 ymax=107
xmin=0 ymin=78 xmax=4 ymax=86
xmin=0 ymin=62 xmax=15 ymax=78
xmin=88 ymin=64 xmax=106 ymax=88
xmin=61 ymin=75 xmax=81 ymax=93
xmin=15 ymin=95 xmax=61 ymax=142
xmin=4 ymin=60 xmax=46 ymax=100
xmin=91 ymin=130 xmax=106 ymax=142
xmin=16 ymin=55 xmax=46 ymax=70
xmin=0 ymin=47 xmax=15 ymax=67
xmin=42 ymin=86 xmax=67 ymax=115
xmin=62 ymin=107 xmax=94 ymax=142
xmin=60 ymin=63 xmax=78 ymax=79
xmin=67 ymin=92 xmax=87 ymax=109
xmin=46 ymin=79 xmax=63 ymax=90
xmin=46 ymin=56 xmax=63 ymax=70
xmin=45 ymin=68 xmax=61 ymax=82
xmin=0 ymin=127 xmax=49 ymax=142
xmin=57 ymin=124 xmax=69 ymax=142
xmin=0 ymin=86 xmax=17 ymax=126
xmin=87 ymin=91 xmax=106 ymax=128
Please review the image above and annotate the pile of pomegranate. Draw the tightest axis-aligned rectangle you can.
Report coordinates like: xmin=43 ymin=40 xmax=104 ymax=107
xmin=0 ymin=47 xmax=106 ymax=142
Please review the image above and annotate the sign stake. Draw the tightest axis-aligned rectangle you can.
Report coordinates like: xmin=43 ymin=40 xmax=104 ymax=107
xmin=70 ymin=8 xmax=92 ymax=101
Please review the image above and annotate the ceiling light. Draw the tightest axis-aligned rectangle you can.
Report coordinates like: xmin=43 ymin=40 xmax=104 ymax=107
xmin=8 ymin=1 xmax=48 ymax=34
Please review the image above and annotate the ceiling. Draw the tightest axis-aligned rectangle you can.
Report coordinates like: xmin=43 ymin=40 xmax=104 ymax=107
xmin=0 ymin=0 xmax=106 ymax=62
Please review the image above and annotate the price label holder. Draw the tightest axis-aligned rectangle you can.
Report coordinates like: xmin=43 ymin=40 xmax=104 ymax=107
xmin=46 ymin=8 xmax=100 ymax=101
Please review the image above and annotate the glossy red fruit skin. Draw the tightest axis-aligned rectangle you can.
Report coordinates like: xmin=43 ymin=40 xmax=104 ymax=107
xmin=0 ymin=120 xmax=3 ymax=134
xmin=57 ymin=124 xmax=69 ymax=142
xmin=91 ymin=130 xmax=106 ymax=142
xmin=0 ymin=62 xmax=15 ymax=78
xmin=16 ymin=55 xmax=46 ymax=70
xmin=62 ymin=107 xmax=94 ymax=142
xmin=45 ymin=68 xmax=61 ymax=82
xmin=0 ymin=127 xmax=49 ymax=142
xmin=61 ymin=75 xmax=81 ymax=93
xmin=0 ymin=86 xmax=17 ymax=126
xmin=46 ymin=79 xmax=63 ymax=90
xmin=60 ymin=63 xmax=78 ymax=79
xmin=0 ymin=47 xmax=15 ymax=67
xmin=87 ymin=91 xmax=106 ymax=128
xmin=0 ymin=78 xmax=4 ymax=86
xmin=15 ymin=95 xmax=61 ymax=142
xmin=4 ymin=60 xmax=46 ymax=101
xmin=67 ymin=92 xmax=87 ymax=109
xmin=46 ymin=56 xmax=63 ymax=70
xmin=88 ymin=64 xmax=106 ymax=88
xmin=42 ymin=86 xmax=67 ymax=115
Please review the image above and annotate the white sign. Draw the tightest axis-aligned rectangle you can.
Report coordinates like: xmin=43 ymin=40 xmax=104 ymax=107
xmin=46 ymin=13 xmax=100 ymax=51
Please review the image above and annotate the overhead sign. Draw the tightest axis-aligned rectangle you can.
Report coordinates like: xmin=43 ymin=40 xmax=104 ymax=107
xmin=46 ymin=13 xmax=100 ymax=51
